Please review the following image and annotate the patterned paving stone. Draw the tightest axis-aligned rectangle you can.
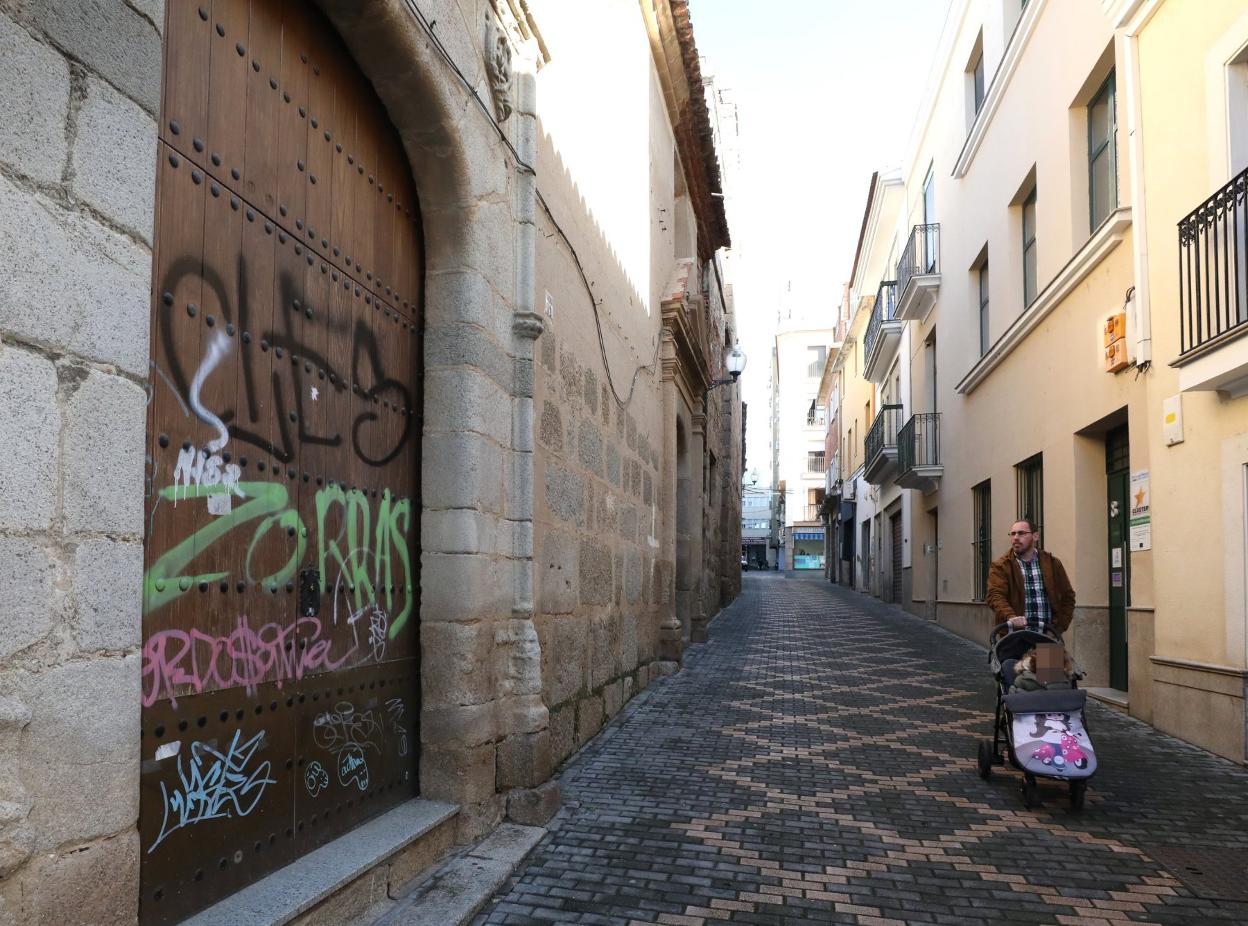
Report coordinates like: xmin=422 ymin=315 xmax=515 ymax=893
xmin=473 ymin=573 xmax=1248 ymax=925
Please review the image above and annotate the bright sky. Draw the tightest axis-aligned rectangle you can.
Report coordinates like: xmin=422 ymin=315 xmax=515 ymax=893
xmin=689 ymin=0 xmax=953 ymax=486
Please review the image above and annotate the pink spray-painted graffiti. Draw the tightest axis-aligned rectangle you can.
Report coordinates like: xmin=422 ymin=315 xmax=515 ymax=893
xmin=141 ymin=614 xmax=359 ymax=709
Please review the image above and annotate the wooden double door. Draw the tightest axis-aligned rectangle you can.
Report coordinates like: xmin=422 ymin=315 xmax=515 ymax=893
xmin=140 ymin=2 xmax=424 ymax=921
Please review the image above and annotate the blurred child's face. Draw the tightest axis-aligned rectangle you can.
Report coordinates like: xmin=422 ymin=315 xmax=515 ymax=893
xmin=1035 ymin=643 xmax=1066 ymax=683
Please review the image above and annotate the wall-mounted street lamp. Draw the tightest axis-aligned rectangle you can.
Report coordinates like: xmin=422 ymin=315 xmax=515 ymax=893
xmin=708 ymin=344 xmax=747 ymax=391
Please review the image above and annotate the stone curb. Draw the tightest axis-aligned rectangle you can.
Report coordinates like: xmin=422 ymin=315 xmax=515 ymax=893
xmin=372 ymin=823 xmax=546 ymax=926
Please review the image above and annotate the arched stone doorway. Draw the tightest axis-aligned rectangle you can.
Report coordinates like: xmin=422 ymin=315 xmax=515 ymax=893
xmin=140 ymin=2 xmax=425 ymax=920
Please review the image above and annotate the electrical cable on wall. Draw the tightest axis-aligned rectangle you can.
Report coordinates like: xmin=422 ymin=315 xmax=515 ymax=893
xmin=402 ymin=0 xmax=660 ymax=409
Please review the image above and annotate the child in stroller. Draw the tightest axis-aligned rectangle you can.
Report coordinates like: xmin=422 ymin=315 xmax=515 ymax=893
xmin=976 ymin=622 xmax=1097 ymax=809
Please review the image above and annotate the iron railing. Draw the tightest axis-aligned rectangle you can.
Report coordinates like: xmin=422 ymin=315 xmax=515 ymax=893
xmin=801 ymin=504 xmax=822 ymax=521
xmin=805 ymin=451 xmax=826 ymax=475
xmin=863 ymin=280 xmax=898 ymax=360
xmin=897 ymin=223 xmax=941 ymax=300
xmin=898 ymin=412 xmax=941 ymax=475
xmin=1178 ymin=166 xmax=1248 ymax=358
xmin=864 ymin=404 xmax=904 ymax=468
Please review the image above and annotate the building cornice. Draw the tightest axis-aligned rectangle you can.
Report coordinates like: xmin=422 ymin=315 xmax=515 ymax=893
xmin=640 ymin=0 xmax=731 ymax=259
xmin=955 ymin=208 xmax=1132 ymax=395
xmin=847 ymin=172 xmax=878 ymax=290
xmin=850 ymin=175 xmax=902 ymax=296
xmin=660 ymin=258 xmax=713 ymax=396
xmin=952 ymin=0 xmax=1046 ymax=180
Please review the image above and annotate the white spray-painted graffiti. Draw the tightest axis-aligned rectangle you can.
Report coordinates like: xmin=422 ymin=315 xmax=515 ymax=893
xmin=149 ymin=729 xmax=276 ymax=853
xmin=304 ymin=760 xmax=330 ymax=798
xmin=173 ymin=332 xmax=243 ymax=514
xmin=173 ymin=444 xmax=244 ymax=514
xmin=385 ymin=697 xmax=409 ymax=758
xmin=312 ymin=702 xmax=382 ymax=792
xmin=189 ymin=331 xmax=232 ymax=452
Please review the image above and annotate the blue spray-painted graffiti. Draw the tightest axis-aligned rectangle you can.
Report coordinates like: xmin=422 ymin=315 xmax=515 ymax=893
xmin=149 ymin=729 xmax=276 ymax=853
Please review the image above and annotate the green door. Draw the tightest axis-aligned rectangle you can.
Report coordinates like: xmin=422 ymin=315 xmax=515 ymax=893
xmin=1107 ymin=427 xmax=1130 ymax=691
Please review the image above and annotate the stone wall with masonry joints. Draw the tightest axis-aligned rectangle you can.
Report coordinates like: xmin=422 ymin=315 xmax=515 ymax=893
xmin=536 ymin=318 xmax=667 ymax=769
xmin=0 ymin=1 xmax=162 ymax=923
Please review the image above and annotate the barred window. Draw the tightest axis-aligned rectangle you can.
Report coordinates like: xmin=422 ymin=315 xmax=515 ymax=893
xmin=973 ymin=480 xmax=992 ymax=601
xmin=1015 ymin=453 xmax=1043 ymax=539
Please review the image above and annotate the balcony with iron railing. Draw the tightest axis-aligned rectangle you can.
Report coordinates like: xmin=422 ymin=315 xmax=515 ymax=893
xmin=863 ymin=280 xmax=902 ymax=384
xmin=804 ymin=451 xmax=826 ymax=477
xmin=863 ymin=404 xmax=904 ymax=485
xmin=895 ymin=224 xmax=941 ymax=321
xmin=896 ymin=412 xmax=943 ymax=493
xmin=1175 ymin=166 xmax=1248 ymax=396
xmin=825 ymin=449 xmax=840 ymax=496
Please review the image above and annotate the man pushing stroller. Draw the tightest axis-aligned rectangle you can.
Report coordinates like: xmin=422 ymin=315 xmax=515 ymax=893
xmin=986 ymin=518 xmax=1076 ymax=638
xmin=977 ymin=519 xmax=1095 ymax=807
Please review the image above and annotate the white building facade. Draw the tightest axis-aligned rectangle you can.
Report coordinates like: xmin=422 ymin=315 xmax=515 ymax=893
xmin=771 ymin=326 xmax=837 ymax=570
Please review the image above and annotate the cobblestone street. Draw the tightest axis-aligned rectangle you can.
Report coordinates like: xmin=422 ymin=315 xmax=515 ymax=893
xmin=475 ymin=573 xmax=1248 ymax=926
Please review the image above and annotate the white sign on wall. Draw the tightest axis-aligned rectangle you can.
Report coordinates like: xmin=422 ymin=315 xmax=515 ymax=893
xmin=1163 ymin=395 xmax=1184 ymax=446
xmin=1129 ymin=470 xmax=1151 ymax=551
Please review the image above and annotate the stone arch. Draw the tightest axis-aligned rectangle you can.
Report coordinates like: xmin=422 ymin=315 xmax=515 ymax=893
xmin=314 ymin=0 xmax=544 ymax=837
xmin=141 ymin=1 xmax=445 ymax=920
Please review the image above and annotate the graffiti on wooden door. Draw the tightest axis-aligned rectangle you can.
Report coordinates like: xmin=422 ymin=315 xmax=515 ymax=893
xmin=139 ymin=2 xmax=425 ymax=922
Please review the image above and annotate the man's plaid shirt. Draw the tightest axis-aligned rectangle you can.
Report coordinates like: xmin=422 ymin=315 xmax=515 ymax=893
xmin=1016 ymin=553 xmax=1053 ymax=633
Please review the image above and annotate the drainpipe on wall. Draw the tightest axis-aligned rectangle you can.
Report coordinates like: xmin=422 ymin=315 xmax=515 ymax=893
xmin=502 ymin=47 xmax=559 ymax=822
xmin=1120 ymin=5 xmax=1160 ymax=367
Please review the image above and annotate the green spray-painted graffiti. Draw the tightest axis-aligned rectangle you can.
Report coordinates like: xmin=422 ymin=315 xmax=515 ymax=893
xmin=316 ymin=484 xmax=413 ymax=637
xmin=145 ymin=481 xmax=413 ymax=638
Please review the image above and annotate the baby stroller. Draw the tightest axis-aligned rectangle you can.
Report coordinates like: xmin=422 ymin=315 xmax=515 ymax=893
xmin=976 ymin=622 xmax=1097 ymax=809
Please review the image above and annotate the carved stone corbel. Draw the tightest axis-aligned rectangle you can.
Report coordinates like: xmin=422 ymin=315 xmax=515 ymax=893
xmin=485 ymin=8 xmax=515 ymax=122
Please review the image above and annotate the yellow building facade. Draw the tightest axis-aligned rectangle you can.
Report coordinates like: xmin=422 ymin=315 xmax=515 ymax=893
xmin=827 ymin=0 xmax=1248 ymax=762
xmin=1130 ymin=0 xmax=1248 ymax=759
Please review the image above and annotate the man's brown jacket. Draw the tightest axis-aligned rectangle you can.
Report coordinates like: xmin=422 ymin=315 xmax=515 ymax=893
xmin=985 ymin=549 xmax=1076 ymax=633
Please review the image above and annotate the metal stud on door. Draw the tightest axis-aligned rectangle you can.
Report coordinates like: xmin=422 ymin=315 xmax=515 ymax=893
xmin=140 ymin=3 xmax=423 ymax=922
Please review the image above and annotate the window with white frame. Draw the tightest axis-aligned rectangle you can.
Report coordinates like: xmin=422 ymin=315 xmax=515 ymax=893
xmin=1022 ymin=187 xmax=1038 ymax=306
xmin=972 ymin=51 xmax=985 ymax=114
xmin=965 ymin=31 xmax=986 ymax=130
xmin=1088 ymin=72 xmax=1117 ymax=230
xmin=978 ymin=259 xmax=991 ymax=356
xmin=1227 ymin=43 xmax=1248 ymax=177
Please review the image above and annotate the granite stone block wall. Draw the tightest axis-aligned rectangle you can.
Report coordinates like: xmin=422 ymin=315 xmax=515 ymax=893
xmin=534 ymin=322 xmax=666 ymax=768
xmin=0 ymin=0 xmax=741 ymax=919
xmin=0 ymin=3 xmax=159 ymax=923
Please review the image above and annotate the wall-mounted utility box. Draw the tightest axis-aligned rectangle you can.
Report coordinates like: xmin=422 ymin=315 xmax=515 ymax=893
xmin=1105 ymin=338 xmax=1130 ymax=373
xmin=1103 ymin=312 xmax=1127 ymax=347
xmin=1104 ymin=310 xmax=1129 ymax=372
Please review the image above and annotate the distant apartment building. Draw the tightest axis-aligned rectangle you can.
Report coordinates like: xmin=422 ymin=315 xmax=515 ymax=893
xmin=741 ymin=492 xmax=774 ymax=569
xmin=823 ymin=0 xmax=1248 ymax=765
xmin=771 ymin=325 xmax=837 ymax=569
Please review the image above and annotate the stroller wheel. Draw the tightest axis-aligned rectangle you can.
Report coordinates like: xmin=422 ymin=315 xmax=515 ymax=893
xmin=977 ymin=739 xmax=993 ymax=780
xmin=1022 ymin=774 xmax=1039 ymax=809
xmin=1069 ymin=780 xmax=1087 ymax=811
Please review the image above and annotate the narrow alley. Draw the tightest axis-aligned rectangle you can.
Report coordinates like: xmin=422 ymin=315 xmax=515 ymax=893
xmin=474 ymin=574 xmax=1248 ymax=926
